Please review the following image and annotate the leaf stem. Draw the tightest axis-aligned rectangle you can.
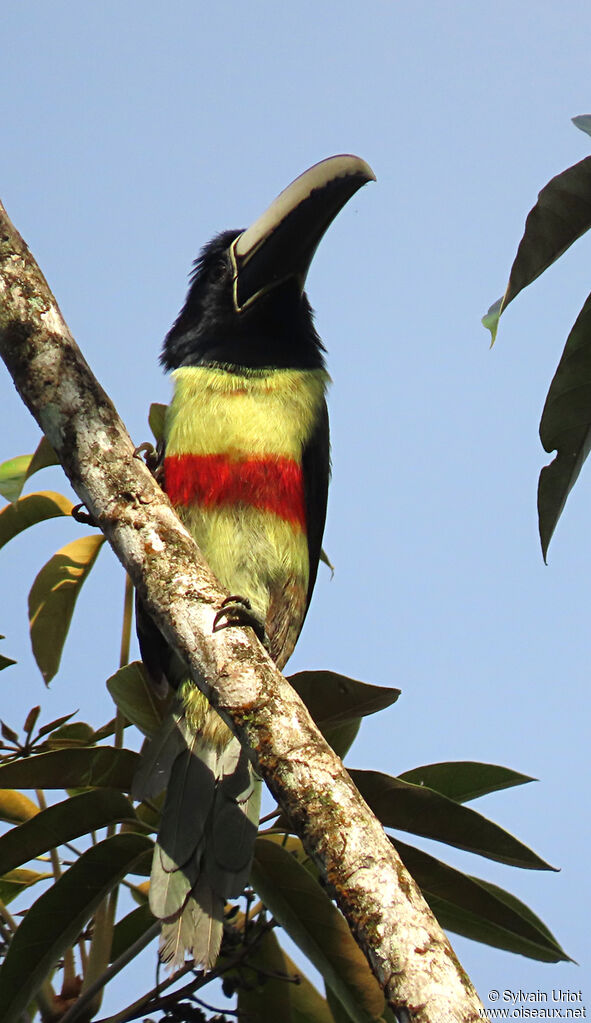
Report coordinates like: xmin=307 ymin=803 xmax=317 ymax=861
xmin=58 ymin=922 xmax=160 ymax=1023
xmin=119 ymin=574 xmax=133 ymax=670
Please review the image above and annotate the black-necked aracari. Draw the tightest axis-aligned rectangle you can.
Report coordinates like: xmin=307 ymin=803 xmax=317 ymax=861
xmin=134 ymin=155 xmax=375 ymax=970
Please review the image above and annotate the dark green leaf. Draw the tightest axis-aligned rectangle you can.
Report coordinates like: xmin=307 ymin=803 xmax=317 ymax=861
xmin=42 ymin=721 xmax=96 ymax=749
xmin=319 ymin=548 xmax=334 ymax=572
xmin=0 ymin=868 xmax=52 ymax=906
xmin=149 ymin=402 xmax=167 ymax=443
xmin=325 ymin=985 xmax=352 ymax=1023
xmin=110 ymin=903 xmax=155 ymax=963
xmin=92 ymin=717 xmax=118 ymax=742
xmin=0 ymin=832 xmax=153 ymax=1023
xmin=36 ymin=711 xmax=77 ymax=738
xmin=397 ymin=762 xmax=535 ymax=803
xmin=0 ymin=636 xmax=16 ymax=672
xmin=483 ymin=155 xmax=591 ymax=344
xmin=392 ymin=838 xmax=570 ymax=963
xmin=225 ymin=920 xmax=335 ymax=1023
xmin=288 ymin=671 xmax=399 ymax=729
xmin=0 ymin=491 xmax=73 ymax=551
xmin=0 ymin=789 xmax=136 ymax=877
xmin=0 ymin=746 xmax=140 ymax=792
xmin=325 ymin=984 xmax=399 ymax=1023
xmin=474 ymin=877 xmax=571 ymax=960
xmin=237 ymin=928 xmax=294 ymax=1023
xmin=323 ymin=719 xmax=360 ymax=759
xmin=1 ymin=721 xmax=18 ymax=743
xmin=572 ymin=114 xmax=591 ymax=139
xmin=252 ymin=838 xmax=385 ymax=1023
xmin=283 ymin=947 xmax=336 ymax=1023
xmin=29 ymin=533 xmax=105 ymax=683
xmin=537 ymin=290 xmax=591 ymax=558
xmin=350 ymin=770 xmax=555 ymax=870
xmin=23 ymin=706 xmax=41 ymax=736
xmin=107 ymin=661 xmax=170 ymax=737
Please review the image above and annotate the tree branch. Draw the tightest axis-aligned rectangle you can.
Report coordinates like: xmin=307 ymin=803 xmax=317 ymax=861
xmin=0 ymin=199 xmax=488 ymax=1023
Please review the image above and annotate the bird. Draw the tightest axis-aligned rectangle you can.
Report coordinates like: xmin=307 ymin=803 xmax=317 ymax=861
xmin=133 ymin=154 xmax=375 ymax=971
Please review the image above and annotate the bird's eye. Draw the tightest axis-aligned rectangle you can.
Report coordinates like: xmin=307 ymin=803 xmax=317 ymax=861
xmin=211 ymin=260 xmax=226 ymax=282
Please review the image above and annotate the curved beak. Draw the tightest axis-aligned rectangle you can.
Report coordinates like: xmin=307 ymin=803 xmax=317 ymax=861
xmin=230 ymin=154 xmax=376 ymax=312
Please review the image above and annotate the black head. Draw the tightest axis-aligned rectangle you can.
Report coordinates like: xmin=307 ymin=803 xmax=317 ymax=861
xmin=161 ymin=156 xmax=375 ymax=373
xmin=161 ymin=230 xmax=325 ymax=372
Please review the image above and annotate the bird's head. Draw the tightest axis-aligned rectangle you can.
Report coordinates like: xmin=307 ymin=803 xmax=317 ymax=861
xmin=161 ymin=154 xmax=375 ymax=372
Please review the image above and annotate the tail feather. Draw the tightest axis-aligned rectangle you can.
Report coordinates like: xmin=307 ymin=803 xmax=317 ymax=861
xmin=151 ymin=844 xmax=195 ymax=920
xmin=159 ymin=877 xmax=224 ymax=971
xmin=158 ymin=740 xmax=217 ymax=867
xmin=207 ymin=777 xmax=261 ymax=897
xmin=137 ymin=706 xmax=260 ymax=969
xmin=132 ymin=713 xmax=183 ymax=802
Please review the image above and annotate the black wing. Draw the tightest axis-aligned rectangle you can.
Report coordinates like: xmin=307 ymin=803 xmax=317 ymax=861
xmin=302 ymin=397 xmax=330 ymax=617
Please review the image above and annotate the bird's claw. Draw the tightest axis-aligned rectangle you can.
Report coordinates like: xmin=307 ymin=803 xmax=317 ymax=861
xmin=72 ymin=503 xmax=98 ymax=527
xmin=134 ymin=442 xmax=163 ymax=480
xmin=213 ymin=595 xmax=269 ymax=648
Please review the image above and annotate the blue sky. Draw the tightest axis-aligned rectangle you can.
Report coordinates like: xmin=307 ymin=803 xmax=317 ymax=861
xmin=1 ymin=2 xmax=590 ymax=1015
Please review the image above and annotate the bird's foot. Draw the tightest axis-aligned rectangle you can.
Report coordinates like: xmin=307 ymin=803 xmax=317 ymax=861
xmin=71 ymin=503 xmax=98 ymax=527
xmin=134 ymin=442 xmax=163 ymax=482
xmin=213 ymin=595 xmax=269 ymax=650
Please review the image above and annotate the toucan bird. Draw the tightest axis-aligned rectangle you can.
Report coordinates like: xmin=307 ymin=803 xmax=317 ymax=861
xmin=134 ymin=155 xmax=375 ymax=970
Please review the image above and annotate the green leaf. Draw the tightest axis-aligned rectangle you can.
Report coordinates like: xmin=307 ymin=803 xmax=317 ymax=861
xmin=0 ymin=456 xmax=33 ymax=503
xmin=224 ymin=916 xmax=335 ymax=1023
xmin=0 ymin=789 xmax=136 ymax=877
xmin=472 ymin=877 xmax=571 ymax=961
xmin=1 ymin=721 xmax=18 ymax=743
xmin=0 ymin=791 xmax=40 ymax=825
xmin=397 ymin=761 xmax=535 ymax=803
xmin=149 ymin=402 xmax=167 ymax=443
xmin=349 ymin=770 xmax=555 ymax=870
xmin=252 ymin=838 xmax=385 ymax=1023
xmin=284 ymin=947 xmax=336 ymax=1023
xmin=29 ymin=533 xmax=105 ymax=683
xmin=319 ymin=547 xmax=334 ymax=573
xmin=0 ymin=868 xmax=52 ymax=906
xmin=325 ymin=985 xmax=352 ymax=1023
xmin=0 ymin=636 xmax=16 ymax=671
xmin=288 ymin=671 xmax=399 ymax=729
xmin=0 ymin=491 xmax=74 ymax=551
xmin=107 ymin=661 xmax=170 ymax=737
xmin=392 ymin=838 xmax=569 ymax=963
xmin=0 ymin=746 xmax=140 ymax=792
xmin=483 ymin=155 xmax=591 ymax=343
xmin=323 ymin=719 xmax=360 ymax=759
xmin=35 ymin=711 xmax=77 ymax=738
xmin=481 ymin=297 xmax=504 ymax=346
xmin=0 ymin=832 xmax=153 ymax=1023
xmin=0 ymin=437 xmax=60 ymax=502
xmin=572 ymin=114 xmax=591 ymax=139
xmin=42 ymin=721 xmax=96 ymax=750
xmin=110 ymin=902 xmax=155 ymax=963
xmin=537 ymin=290 xmax=591 ymax=558
xmin=237 ymin=928 xmax=294 ymax=1023
xmin=23 ymin=706 xmax=41 ymax=735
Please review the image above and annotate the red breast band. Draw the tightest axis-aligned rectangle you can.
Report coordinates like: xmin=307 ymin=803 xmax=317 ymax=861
xmin=164 ymin=453 xmax=306 ymax=529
